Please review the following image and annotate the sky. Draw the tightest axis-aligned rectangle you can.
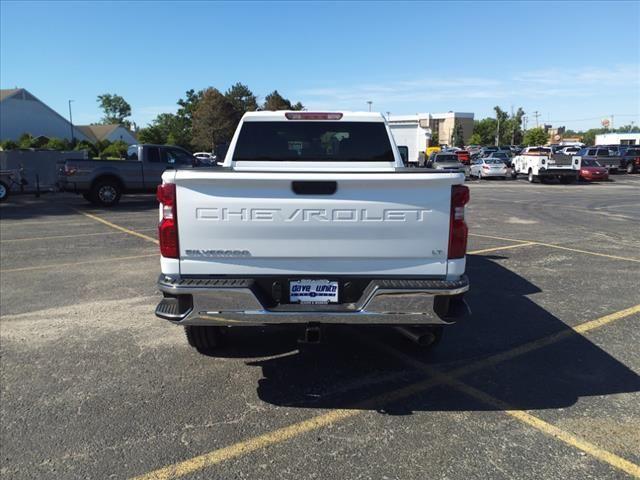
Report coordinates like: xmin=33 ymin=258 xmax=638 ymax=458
xmin=1 ymin=1 xmax=639 ymax=131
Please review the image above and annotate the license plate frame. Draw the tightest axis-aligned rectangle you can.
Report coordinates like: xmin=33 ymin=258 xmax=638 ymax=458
xmin=289 ymin=279 xmax=339 ymax=305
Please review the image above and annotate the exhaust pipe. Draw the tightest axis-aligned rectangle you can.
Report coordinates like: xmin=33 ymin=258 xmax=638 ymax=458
xmin=395 ymin=326 xmax=437 ymax=347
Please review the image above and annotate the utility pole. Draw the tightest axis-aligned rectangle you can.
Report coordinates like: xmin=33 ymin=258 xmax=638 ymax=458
xmin=533 ymin=111 xmax=541 ymax=128
xmin=386 ymin=111 xmax=390 ymax=120
xmin=366 ymin=101 xmax=372 ymax=112
xmin=495 ymin=113 xmax=500 ymax=146
xmin=610 ymin=114 xmax=614 ymax=130
xmin=68 ymin=100 xmax=75 ymax=145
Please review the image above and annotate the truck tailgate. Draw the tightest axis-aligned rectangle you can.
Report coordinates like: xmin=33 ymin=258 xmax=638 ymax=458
xmin=174 ymin=171 xmax=460 ymax=276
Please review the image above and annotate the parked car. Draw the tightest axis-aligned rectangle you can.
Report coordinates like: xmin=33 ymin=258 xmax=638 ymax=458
xmin=456 ymin=150 xmax=471 ymax=165
xmin=59 ymin=144 xmax=197 ymax=206
xmin=579 ymin=159 xmax=609 ymax=182
xmin=193 ymin=152 xmax=217 ymax=166
xmin=559 ymin=146 xmax=581 ymax=156
xmin=155 ymin=110 xmax=470 ymax=354
xmin=511 ymin=146 xmax=580 ymax=183
xmin=617 ymin=148 xmax=640 ymax=173
xmin=427 ymin=152 xmax=465 ymax=173
xmin=485 ymin=151 xmax=512 ymax=167
xmin=469 ymin=158 xmax=508 ymax=179
xmin=574 ymin=147 xmax=622 ymax=173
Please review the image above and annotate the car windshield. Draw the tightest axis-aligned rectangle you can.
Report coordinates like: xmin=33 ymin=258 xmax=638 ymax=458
xmin=485 ymin=159 xmax=503 ymax=164
xmin=581 ymin=159 xmax=601 ymax=167
xmin=233 ymin=121 xmax=394 ymax=162
xmin=493 ymin=152 xmax=508 ymax=158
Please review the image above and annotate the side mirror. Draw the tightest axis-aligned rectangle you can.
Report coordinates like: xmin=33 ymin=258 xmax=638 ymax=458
xmin=397 ymin=146 xmax=409 ymax=166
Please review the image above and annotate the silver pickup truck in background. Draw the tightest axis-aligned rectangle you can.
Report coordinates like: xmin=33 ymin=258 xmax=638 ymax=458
xmin=59 ymin=144 xmax=197 ymax=206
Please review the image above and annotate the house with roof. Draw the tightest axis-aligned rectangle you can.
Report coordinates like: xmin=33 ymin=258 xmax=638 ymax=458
xmin=0 ymin=88 xmax=137 ymax=145
xmin=75 ymin=124 xmax=137 ymax=145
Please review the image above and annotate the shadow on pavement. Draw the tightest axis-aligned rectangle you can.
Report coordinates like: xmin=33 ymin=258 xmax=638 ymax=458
xmin=0 ymin=193 xmax=157 ymax=221
xmin=212 ymin=255 xmax=640 ymax=412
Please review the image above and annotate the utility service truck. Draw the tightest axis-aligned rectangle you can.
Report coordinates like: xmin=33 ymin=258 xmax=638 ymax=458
xmin=154 ymin=111 xmax=470 ymax=353
xmin=511 ymin=146 xmax=580 ymax=183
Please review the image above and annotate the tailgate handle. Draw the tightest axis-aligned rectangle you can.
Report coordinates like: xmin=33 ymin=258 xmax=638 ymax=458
xmin=292 ymin=181 xmax=337 ymax=195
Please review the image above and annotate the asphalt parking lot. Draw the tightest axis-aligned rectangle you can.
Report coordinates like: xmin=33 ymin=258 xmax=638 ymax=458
xmin=1 ymin=175 xmax=639 ymax=480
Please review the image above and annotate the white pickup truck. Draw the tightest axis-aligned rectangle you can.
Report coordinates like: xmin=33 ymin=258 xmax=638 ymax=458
xmin=511 ymin=146 xmax=580 ymax=183
xmin=155 ymin=111 xmax=470 ymax=353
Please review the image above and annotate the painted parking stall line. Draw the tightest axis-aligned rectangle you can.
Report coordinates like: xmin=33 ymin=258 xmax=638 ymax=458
xmin=130 ymin=304 xmax=640 ymax=480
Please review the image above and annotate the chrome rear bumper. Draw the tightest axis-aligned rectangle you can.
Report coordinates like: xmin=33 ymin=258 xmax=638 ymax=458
xmin=156 ymin=275 xmax=469 ymax=326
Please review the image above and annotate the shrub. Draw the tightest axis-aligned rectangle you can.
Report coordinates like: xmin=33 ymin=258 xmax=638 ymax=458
xmin=99 ymin=140 xmax=128 ymax=159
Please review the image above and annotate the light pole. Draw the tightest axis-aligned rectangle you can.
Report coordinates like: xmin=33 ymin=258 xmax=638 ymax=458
xmin=68 ymin=100 xmax=75 ymax=145
xmin=367 ymin=101 xmax=372 ymax=112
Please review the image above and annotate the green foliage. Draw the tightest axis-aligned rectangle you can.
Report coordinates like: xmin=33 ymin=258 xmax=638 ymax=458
xmin=468 ymin=133 xmax=482 ymax=145
xmin=18 ymin=133 xmax=35 ymax=148
xmin=1 ymin=140 xmax=19 ymax=150
xmin=97 ymin=93 xmax=132 ymax=127
xmin=523 ymin=127 xmax=549 ymax=146
xmin=452 ymin=121 xmax=465 ymax=148
xmin=44 ymin=138 xmax=72 ymax=150
xmin=472 ymin=118 xmax=497 ymax=146
xmin=262 ymin=90 xmax=304 ymax=111
xmin=430 ymin=131 xmax=439 ymax=146
xmin=99 ymin=140 xmax=128 ymax=159
xmin=138 ymin=113 xmax=190 ymax=148
xmin=191 ymin=88 xmax=237 ymax=151
xmin=225 ymin=82 xmax=258 ymax=123
xmin=472 ymin=106 xmax=526 ymax=146
xmin=74 ymin=140 xmax=99 ymax=158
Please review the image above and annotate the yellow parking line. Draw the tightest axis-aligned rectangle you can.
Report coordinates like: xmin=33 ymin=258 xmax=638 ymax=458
xmin=468 ymin=242 xmax=536 ymax=255
xmin=1 ymin=253 xmax=157 ymax=273
xmin=130 ymin=304 xmax=640 ymax=480
xmin=470 ymin=233 xmax=640 ymax=263
xmin=0 ymin=229 xmax=157 ymax=243
xmin=363 ymin=315 xmax=640 ymax=479
xmin=73 ymin=209 xmax=158 ymax=245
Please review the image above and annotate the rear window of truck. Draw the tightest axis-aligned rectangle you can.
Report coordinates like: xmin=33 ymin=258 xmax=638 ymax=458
xmin=232 ymin=121 xmax=394 ymax=162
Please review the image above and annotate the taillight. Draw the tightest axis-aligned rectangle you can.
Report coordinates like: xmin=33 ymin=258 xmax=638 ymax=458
xmin=448 ymin=185 xmax=470 ymax=259
xmin=157 ymin=183 xmax=178 ymax=258
xmin=64 ymin=164 xmax=77 ymax=176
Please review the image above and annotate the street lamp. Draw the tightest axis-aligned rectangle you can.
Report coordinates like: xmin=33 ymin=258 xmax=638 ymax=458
xmin=367 ymin=101 xmax=372 ymax=112
xmin=68 ymin=100 xmax=75 ymax=145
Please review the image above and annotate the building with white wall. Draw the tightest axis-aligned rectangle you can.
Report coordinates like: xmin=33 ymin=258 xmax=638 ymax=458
xmin=388 ymin=112 xmax=474 ymax=146
xmin=0 ymin=88 xmax=90 ymax=142
xmin=595 ymin=133 xmax=640 ymax=145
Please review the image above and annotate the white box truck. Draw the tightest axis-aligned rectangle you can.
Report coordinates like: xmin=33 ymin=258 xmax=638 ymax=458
xmin=388 ymin=115 xmax=432 ymax=167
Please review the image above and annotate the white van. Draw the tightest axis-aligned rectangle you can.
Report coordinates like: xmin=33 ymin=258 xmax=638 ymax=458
xmin=388 ymin=115 xmax=432 ymax=167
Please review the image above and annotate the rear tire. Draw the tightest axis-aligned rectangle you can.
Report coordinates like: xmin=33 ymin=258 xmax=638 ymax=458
xmin=185 ymin=326 xmax=224 ymax=354
xmin=627 ymin=162 xmax=636 ymax=174
xmin=91 ymin=180 xmax=122 ymax=207
xmin=0 ymin=180 xmax=9 ymax=202
xmin=528 ymin=170 xmax=538 ymax=183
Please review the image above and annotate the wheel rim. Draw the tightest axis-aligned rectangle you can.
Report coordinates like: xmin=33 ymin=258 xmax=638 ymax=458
xmin=528 ymin=172 xmax=533 ymax=182
xmin=98 ymin=185 xmax=117 ymax=203
xmin=0 ymin=184 xmax=6 ymax=199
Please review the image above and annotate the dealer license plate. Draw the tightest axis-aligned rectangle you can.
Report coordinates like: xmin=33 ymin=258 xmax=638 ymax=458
xmin=290 ymin=279 xmax=339 ymax=304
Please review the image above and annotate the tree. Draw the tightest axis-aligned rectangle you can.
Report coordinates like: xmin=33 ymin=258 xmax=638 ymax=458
xmin=452 ymin=121 xmax=465 ymax=148
xmin=191 ymin=88 xmax=237 ymax=151
xmin=225 ymin=82 xmax=258 ymax=123
xmin=430 ymin=131 xmax=439 ymax=146
xmin=44 ymin=138 xmax=72 ymax=150
xmin=97 ymin=93 xmax=132 ymax=127
xmin=262 ymin=90 xmax=304 ymax=111
xmin=472 ymin=118 xmax=497 ymax=146
xmin=138 ymin=113 xmax=190 ymax=148
xmin=74 ymin=140 xmax=99 ymax=158
xmin=1 ymin=140 xmax=19 ymax=150
xmin=99 ymin=140 xmax=128 ymax=159
xmin=468 ymin=133 xmax=482 ymax=145
xmin=523 ymin=127 xmax=548 ymax=146
xmin=493 ymin=106 xmax=509 ymax=146
xmin=18 ymin=133 xmax=34 ymax=149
